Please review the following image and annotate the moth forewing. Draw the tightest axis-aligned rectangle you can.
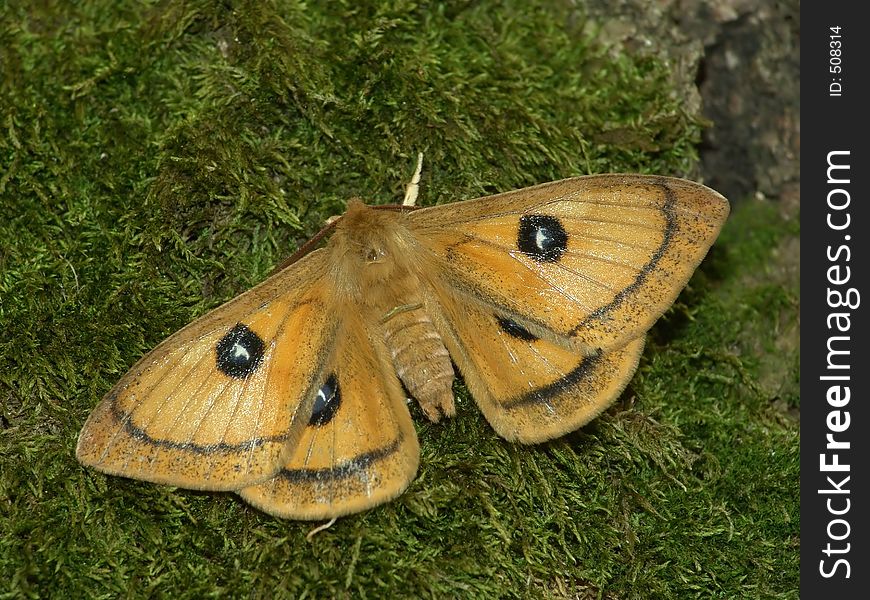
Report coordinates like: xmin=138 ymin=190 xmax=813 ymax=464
xmin=407 ymin=174 xmax=729 ymax=352
xmin=75 ymin=250 xmax=337 ymax=490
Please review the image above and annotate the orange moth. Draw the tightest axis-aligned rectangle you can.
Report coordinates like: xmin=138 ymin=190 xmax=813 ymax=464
xmin=77 ymin=155 xmax=729 ymax=519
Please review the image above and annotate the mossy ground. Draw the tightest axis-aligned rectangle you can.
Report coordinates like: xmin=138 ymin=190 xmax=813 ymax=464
xmin=1 ymin=1 xmax=798 ymax=598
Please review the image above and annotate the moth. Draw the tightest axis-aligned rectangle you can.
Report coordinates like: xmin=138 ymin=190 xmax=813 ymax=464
xmin=77 ymin=157 xmax=729 ymax=520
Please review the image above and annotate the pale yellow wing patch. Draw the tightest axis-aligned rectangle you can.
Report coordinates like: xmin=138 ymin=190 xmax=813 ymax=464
xmin=411 ymin=175 xmax=728 ymax=352
xmin=238 ymin=312 xmax=419 ymax=520
xmin=76 ymin=252 xmax=336 ymax=490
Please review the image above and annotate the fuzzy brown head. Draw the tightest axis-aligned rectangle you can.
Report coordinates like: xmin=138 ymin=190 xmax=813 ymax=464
xmin=327 ymin=200 xmax=418 ymax=298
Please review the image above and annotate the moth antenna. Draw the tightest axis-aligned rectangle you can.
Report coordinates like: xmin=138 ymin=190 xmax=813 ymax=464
xmin=402 ymin=152 xmax=424 ymax=207
xmin=269 ymin=216 xmax=342 ymax=275
xmin=271 ymin=154 xmax=426 ymax=276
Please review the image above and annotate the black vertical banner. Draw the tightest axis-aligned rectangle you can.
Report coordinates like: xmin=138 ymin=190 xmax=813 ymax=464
xmin=802 ymin=2 xmax=869 ymax=596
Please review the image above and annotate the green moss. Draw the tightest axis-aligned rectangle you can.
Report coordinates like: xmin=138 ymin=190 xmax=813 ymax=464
xmin=1 ymin=1 xmax=797 ymax=598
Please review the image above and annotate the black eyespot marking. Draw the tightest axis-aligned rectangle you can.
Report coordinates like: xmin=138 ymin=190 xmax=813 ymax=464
xmin=216 ymin=323 xmax=266 ymax=379
xmin=309 ymin=374 xmax=341 ymax=427
xmin=497 ymin=316 xmax=538 ymax=341
xmin=517 ymin=214 xmax=568 ymax=262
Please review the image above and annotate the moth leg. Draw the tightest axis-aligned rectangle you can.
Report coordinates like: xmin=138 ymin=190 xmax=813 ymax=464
xmin=306 ymin=517 xmax=337 ymax=541
xmin=402 ymin=152 xmax=424 ymax=207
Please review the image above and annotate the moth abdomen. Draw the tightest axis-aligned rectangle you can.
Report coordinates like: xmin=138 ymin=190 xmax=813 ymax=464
xmin=381 ymin=302 xmax=456 ymax=422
